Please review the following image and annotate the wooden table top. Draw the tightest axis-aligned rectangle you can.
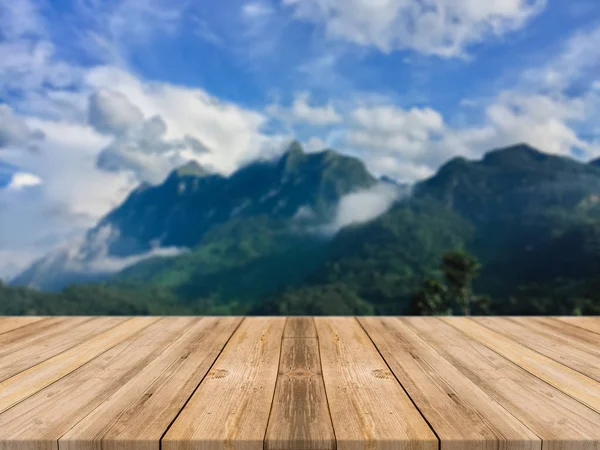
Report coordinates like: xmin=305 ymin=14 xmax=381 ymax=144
xmin=0 ymin=316 xmax=599 ymax=450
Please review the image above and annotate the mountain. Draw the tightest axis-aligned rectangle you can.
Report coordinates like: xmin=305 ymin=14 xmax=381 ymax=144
xmin=414 ymin=143 xmax=600 ymax=222
xmin=6 ymin=142 xmax=600 ymax=316
xmin=12 ymin=142 xmax=378 ymax=291
xmin=255 ymin=143 xmax=600 ymax=315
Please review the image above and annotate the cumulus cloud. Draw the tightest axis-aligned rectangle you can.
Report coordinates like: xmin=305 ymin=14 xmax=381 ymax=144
xmin=88 ymin=89 xmax=144 ymax=135
xmin=322 ymin=182 xmax=402 ymax=234
xmin=96 ymin=115 xmax=211 ymax=184
xmin=0 ymin=62 xmax=287 ymax=277
xmin=290 ymin=92 xmax=342 ymax=125
xmin=283 ymin=0 xmax=546 ymax=57
xmin=344 ymin=89 xmax=600 ymax=182
xmin=86 ymin=67 xmax=281 ymax=175
xmin=268 ymin=92 xmax=343 ymax=126
xmin=0 ymin=104 xmax=44 ymax=149
xmin=7 ymin=172 xmax=42 ymax=190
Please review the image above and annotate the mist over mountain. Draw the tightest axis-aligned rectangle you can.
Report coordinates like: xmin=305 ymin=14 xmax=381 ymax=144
xmin=5 ymin=141 xmax=600 ymax=316
xmin=12 ymin=142 xmax=394 ymax=291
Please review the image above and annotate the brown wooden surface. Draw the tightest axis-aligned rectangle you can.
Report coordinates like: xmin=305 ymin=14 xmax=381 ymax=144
xmin=265 ymin=318 xmax=335 ymax=450
xmin=0 ymin=316 xmax=599 ymax=450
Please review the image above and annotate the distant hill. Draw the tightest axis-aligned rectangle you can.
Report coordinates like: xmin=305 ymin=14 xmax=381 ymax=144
xmin=6 ymin=142 xmax=600 ymax=315
xmin=12 ymin=141 xmax=378 ymax=292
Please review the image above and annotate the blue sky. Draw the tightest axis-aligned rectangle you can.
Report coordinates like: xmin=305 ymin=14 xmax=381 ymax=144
xmin=1 ymin=0 xmax=600 ymax=278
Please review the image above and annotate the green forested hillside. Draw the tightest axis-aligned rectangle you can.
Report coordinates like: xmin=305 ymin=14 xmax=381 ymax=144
xmin=4 ymin=143 xmax=600 ymax=316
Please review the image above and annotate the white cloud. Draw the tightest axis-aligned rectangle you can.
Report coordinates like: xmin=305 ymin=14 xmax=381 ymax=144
xmin=88 ymin=89 xmax=144 ymax=135
xmin=0 ymin=58 xmax=284 ymax=278
xmin=291 ymin=92 xmax=342 ymax=125
xmin=522 ymin=26 xmax=600 ymax=93
xmin=0 ymin=0 xmax=45 ymax=40
xmin=268 ymin=92 xmax=342 ymax=126
xmin=96 ymin=115 xmax=212 ymax=184
xmin=242 ymin=2 xmax=274 ymax=18
xmin=0 ymin=104 xmax=44 ymax=148
xmin=57 ymin=224 xmax=188 ymax=275
xmin=8 ymin=172 xmax=42 ymax=190
xmin=0 ymin=250 xmax=39 ymax=281
xmin=12 ymin=224 xmax=188 ymax=287
xmin=322 ymin=182 xmax=401 ymax=233
xmin=283 ymin=0 xmax=546 ymax=57
xmin=344 ymin=90 xmax=600 ymax=181
xmin=86 ymin=67 xmax=280 ymax=175
xmin=304 ymin=137 xmax=327 ymax=152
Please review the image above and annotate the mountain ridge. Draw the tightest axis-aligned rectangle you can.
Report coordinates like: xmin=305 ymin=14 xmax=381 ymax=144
xmin=11 ymin=142 xmax=378 ymax=290
xmin=8 ymin=141 xmax=600 ymax=317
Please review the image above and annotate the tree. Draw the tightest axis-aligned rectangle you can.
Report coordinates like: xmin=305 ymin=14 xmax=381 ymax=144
xmin=410 ymin=278 xmax=449 ymax=315
xmin=411 ymin=249 xmax=489 ymax=316
xmin=442 ymin=250 xmax=481 ymax=315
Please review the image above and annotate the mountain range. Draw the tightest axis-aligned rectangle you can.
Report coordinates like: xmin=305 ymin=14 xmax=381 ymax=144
xmin=4 ymin=141 xmax=600 ymax=315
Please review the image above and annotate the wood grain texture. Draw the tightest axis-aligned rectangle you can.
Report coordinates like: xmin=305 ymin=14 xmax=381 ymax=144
xmin=60 ymin=317 xmax=242 ymax=450
xmin=0 ymin=317 xmax=46 ymax=335
xmin=316 ymin=317 xmax=437 ymax=450
xmin=265 ymin=318 xmax=335 ymax=450
xmin=0 ymin=316 xmax=599 ymax=450
xmin=359 ymin=317 xmax=539 ymax=450
xmin=162 ymin=317 xmax=286 ymax=450
xmin=473 ymin=317 xmax=600 ymax=382
xmin=526 ymin=317 xmax=600 ymax=354
xmin=555 ymin=317 xmax=600 ymax=336
xmin=0 ymin=317 xmax=193 ymax=450
xmin=0 ymin=316 xmax=157 ymax=415
xmin=443 ymin=317 xmax=600 ymax=414
xmin=283 ymin=317 xmax=318 ymax=338
xmin=0 ymin=317 xmax=77 ymax=351
xmin=404 ymin=317 xmax=600 ymax=450
xmin=0 ymin=317 xmax=127 ymax=382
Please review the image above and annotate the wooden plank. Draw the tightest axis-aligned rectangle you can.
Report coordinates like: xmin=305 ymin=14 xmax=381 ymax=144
xmin=316 ymin=317 xmax=437 ymax=450
xmin=0 ymin=317 xmax=76 ymax=349
xmin=162 ymin=317 xmax=285 ymax=450
xmin=527 ymin=317 xmax=600 ymax=354
xmin=265 ymin=318 xmax=335 ymax=450
xmin=555 ymin=317 xmax=600 ymax=336
xmin=0 ymin=317 xmax=46 ymax=335
xmin=283 ymin=317 xmax=317 ymax=338
xmin=359 ymin=317 xmax=539 ymax=450
xmin=60 ymin=317 xmax=242 ymax=450
xmin=0 ymin=317 xmax=128 ymax=382
xmin=0 ymin=317 xmax=196 ymax=450
xmin=443 ymin=317 xmax=600 ymax=414
xmin=0 ymin=316 xmax=157 ymax=414
xmin=473 ymin=317 xmax=600 ymax=383
xmin=404 ymin=317 xmax=600 ymax=450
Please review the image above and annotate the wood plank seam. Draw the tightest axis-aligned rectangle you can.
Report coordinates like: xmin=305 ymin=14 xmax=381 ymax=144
xmin=0 ymin=316 xmax=158 ymax=415
xmin=473 ymin=317 xmax=600 ymax=387
xmin=0 ymin=317 xmax=129 ymax=384
xmin=444 ymin=317 xmax=600 ymax=416
xmin=262 ymin=317 xmax=287 ymax=450
xmin=554 ymin=317 xmax=600 ymax=336
xmin=53 ymin=318 xmax=194 ymax=445
xmin=157 ymin=317 xmax=246 ymax=450
xmin=0 ymin=317 xmax=46 ymax=336
xmin=264 ymin=317 xmax=337 ymax=450
xmin=356 ymin=317 xmax=442 ymax=450
xmin=315 ymin=317 xmax=338 ymax=450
